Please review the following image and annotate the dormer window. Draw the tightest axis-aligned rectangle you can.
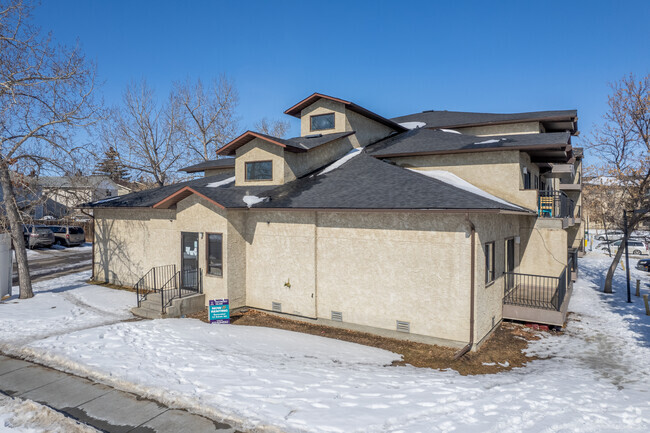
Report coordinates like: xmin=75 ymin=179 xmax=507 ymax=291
xmin=245 ymin=160 xmax=272 ymax=181
xmin=310 ymin=113 xmax=335 ymax=131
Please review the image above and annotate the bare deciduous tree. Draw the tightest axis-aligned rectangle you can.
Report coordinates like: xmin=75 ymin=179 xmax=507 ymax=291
xmin=588 ymin=73 xmax=649 ymax=293
xmin=103 ymin=80 xmax=181 ymax=187
xmin=173 ymin=76 xmax=239 ymax=161
xmin=254 ymin=117 xmax=290 ymax=138
xmin=0 ymin=0 xmax=98 ymax=298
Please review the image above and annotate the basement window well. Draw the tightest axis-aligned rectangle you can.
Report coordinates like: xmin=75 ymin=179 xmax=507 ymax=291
xmin=310 ymin=113 xmax=335 ymax=131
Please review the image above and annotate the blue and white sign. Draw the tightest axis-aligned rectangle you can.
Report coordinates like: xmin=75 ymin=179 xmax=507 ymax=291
xmin=209 ymin=299 xmax=230 ymax=324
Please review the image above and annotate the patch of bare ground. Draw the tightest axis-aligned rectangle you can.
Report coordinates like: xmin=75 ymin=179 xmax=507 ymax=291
xmin=86 ymin=280 xmax=136 ymax=293
xmin=187 ymin=308 xmax=551 ymax=375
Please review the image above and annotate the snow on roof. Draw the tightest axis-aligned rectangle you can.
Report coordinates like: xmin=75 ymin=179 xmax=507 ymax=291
xmin=317 ymin=147 xmax=364 ymax=176
xmin=91 ymin=196 xmax=120 ymax=205
xmin=398 ymin=121 xmax=426 ymax=130
xmin=407 ymin=169 xmax=523 ymax=209
xmin=474 ymin=138 xmax=506 ymax=145
xmin=243 ymin=195 xmax=268 ymax=208
xmin=439 ymin=129 xmax=461 ymax=134
xmin=206 ymin=176 xmax=235 ymax=188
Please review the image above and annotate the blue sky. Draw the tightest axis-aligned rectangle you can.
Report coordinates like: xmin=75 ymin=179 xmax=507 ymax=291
xmin=33 ymin=0 xmax=650 ymax=159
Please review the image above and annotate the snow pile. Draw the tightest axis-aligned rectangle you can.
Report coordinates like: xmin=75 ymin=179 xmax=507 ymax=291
xmin=439 ymin=128 xmax=461 ymax=134
xmin=206 ymin=176 xmax=235 ymax=188
xmin=408 ymin=169 xmax=523 ymax=209
xmin=242 ymin=195 xmax=268 ymax=208
xmin=398 ymin=121 xmax=426 ymax=129
xmin=0 ymin=271 xmax=133 ymax=347
xmin=317 ymin=147 xmax=364 ymax=176
xmin=0 ymin=394 xmax=97 ymax=432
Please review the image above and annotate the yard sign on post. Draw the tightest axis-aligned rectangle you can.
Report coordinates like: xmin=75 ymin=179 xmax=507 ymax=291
xmin=209 ymin=299 xmax=230 ymax=324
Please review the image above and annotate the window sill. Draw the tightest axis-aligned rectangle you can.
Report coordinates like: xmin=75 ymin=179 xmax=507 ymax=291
xmin=485 ymin=281 xmax=495 ymax=288
xmin=205 ymin=272 xmax=223 ymax=279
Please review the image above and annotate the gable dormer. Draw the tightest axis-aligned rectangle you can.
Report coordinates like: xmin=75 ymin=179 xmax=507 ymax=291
xmin=284 ymin=93 xmax=407 ymax=145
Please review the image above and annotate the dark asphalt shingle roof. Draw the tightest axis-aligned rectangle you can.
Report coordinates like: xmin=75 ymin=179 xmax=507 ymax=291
xmin=258 ymin=153 xmax=524 ymax=211
xmin=86 ymin=152 xmax=527 ymax=212
xmin=366 ymin=129 xmax=571 ymax=157
xmin=391 ymin=110 xmax=577 ymax=129
xmin=179 ymin=158 xmax=235 ymax=173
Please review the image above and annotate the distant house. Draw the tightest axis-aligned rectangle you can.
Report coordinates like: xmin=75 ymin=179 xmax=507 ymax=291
xmin=84 ymin=92 xmax=583 ymax=351
xmin=38 ymin=175 xmax=130 ymax=214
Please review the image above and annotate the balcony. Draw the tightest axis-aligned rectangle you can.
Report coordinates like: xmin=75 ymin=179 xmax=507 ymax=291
xmin=502 ymin=251 xmax=577 ymax=326
xmin=537 ymin=190 xmax=579 ymax=227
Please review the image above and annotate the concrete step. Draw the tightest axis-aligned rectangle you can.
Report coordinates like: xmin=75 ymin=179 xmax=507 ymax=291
xmin=131 ymin=306 xmax=165 ymax=320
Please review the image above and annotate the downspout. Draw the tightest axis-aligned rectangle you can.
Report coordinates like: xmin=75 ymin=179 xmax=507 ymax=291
xmin=454 ymin=213 xmax=476 ymax=360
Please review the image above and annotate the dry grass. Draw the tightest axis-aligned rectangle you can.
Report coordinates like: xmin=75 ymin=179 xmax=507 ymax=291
xmin=187 ymin=308 xmax=548 ymax=375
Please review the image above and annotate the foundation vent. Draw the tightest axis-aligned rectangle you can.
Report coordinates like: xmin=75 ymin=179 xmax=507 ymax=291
xmin=272 ymin=302 xmax=282 ymax=313
xmin=331 ymin=311 xmax=343 ymax=322
xmin=396 ymin=320 xmax=410 ymax=333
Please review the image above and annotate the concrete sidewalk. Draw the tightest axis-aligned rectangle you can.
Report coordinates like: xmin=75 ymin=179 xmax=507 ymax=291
xmin=0 ymin=354 xmax=242 ymax=433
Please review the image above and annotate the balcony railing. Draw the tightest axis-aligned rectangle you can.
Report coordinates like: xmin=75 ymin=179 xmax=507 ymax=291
xmin=538 ymin=190 xmax=575 ymax=219
xmin=504 ymin=266 xmax=573 ymax=312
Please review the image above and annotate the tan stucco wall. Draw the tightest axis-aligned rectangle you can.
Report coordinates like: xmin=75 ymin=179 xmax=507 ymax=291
xmin=94 ymin=200 xmax=535 ymax=346
xmin=300 ymin=99 xmax=347 ymax=136
xmin=390 ymin=150 xmax=538 ymax=211
xmin=204 ymin=167 xmax=235 ymax=177
xmin=234 ymin=139 xmax=285 ymax=186
xmin=472 ymin=214 xmax=523 ymax=342
xmin=93 ymin=199 xmax=246 ymax=307
xmin=344 ymin=109 xmax=396 ymax=148
xmin=94 ymin=208 xmax=177 ymax=287
xmin=243 ymin=210 xmax=521 ymax=345
xmin=455 ymin=121 xmax=542 ymax=137
xmin=284 ymin=136 xmax=356 ymax=179
xmin=518 ymin=218 xmax=568 ymax=278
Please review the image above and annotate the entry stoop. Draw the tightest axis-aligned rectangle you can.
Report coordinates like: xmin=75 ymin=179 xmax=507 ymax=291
xmin=132 ymin=292 xmax=205 ymax=319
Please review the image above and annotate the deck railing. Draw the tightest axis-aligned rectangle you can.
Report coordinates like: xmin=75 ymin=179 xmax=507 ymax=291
xmin=503 ymin=272 xmax=563 ymax=310
xmin=538 ymin=190 xmax=575 ymax=219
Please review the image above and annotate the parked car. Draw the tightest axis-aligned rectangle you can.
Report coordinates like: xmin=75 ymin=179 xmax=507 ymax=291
xmin=636 ymin=258 xmax=650 ymax=272
xmin=22 ymin=225 xmax=55 ymax=249
xmin=601 ymin=239 xmax=649 ymax=255
xmin=595 ymin=230 xmax=624 ymax=241
xmin=49 ymin=225 xmax=85 ymax=247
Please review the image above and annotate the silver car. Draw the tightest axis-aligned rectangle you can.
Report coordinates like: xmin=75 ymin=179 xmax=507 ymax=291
xmin=22 ymin=225 xmax=55 ymax=249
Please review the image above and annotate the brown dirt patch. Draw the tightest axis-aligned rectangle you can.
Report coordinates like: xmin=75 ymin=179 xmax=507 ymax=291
xmin=187 ymin=308 xmax=549 ymax=375
xmin=86 ymin=280 xmax=136 ymax=293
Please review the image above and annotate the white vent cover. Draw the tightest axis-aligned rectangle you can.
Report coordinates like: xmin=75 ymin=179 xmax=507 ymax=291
xmin=396 ymin=320 xmax=410 ymax=333
xmin=272 ymin=302 xmax=282 ymax=312
xmin=331 ymin=311 xmax=343 ymax=322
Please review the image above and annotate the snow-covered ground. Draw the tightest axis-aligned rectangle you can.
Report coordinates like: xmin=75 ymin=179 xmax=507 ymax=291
xmin=0 ymin=394 xmax=97 ymax=433
xmin=0 ymin=271 xmax=133 ymax=347
xmin=1 ymin=253 xmax=650 ymax=432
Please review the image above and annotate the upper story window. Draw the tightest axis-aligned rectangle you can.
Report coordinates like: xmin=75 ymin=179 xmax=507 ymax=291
xmin=245 ymin=160 xmax=272 ymax=181
xmin=310 ymin=113 xmax=335 ymax=131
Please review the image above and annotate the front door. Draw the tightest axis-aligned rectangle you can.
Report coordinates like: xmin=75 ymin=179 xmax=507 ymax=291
xmin=181 ymin=232 xmax=199 ymax=290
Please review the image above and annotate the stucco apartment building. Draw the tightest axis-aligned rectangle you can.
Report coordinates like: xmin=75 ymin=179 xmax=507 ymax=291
xmin=85 ymin=93 xmax=583 ymax=350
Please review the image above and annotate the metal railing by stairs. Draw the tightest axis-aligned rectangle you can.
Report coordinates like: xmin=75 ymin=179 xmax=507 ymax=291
xmin=134 ymin=265 xmax=203 ymax=315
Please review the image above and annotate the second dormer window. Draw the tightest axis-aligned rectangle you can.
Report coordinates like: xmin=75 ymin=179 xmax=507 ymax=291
xmin=245 ymin=161 xmax=272 ymax=181
xmin=310 ymin=113 xmax=335 ymax=131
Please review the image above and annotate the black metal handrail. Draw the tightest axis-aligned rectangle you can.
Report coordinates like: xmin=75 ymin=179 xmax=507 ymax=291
xmin=538 ymin=190 xmax=575 ymax=219
xmin=504 ymin=271 xmax=563 ymax=310
xmin=134 ymin=264 xmax=177 ymax=307
xmin=160 ymin=268 xmax=203 ymax=313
